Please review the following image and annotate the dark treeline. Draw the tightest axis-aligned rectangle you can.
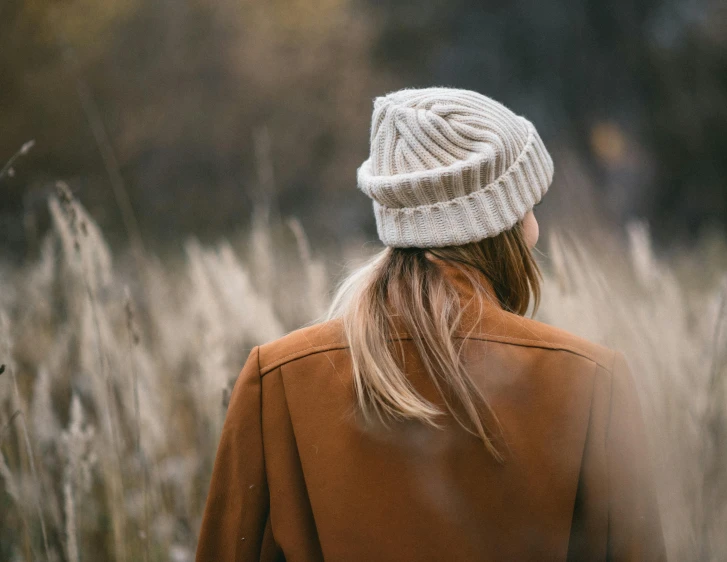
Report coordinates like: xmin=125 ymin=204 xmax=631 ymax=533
xmin=1 ymin=0 xmax=725 ymax=259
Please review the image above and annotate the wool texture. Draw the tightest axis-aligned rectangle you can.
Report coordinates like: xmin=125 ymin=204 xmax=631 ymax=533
xmin=357 ymin=87 xmax=554 ymax=248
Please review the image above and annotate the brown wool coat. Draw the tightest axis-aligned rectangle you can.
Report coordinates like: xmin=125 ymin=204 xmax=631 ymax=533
xmin=196 ymin=264 xmax=667 ymax=562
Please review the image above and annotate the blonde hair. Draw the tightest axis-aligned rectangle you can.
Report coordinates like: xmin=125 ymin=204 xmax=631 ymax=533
xmin=328 ymin=220 xmax=541 ymax=461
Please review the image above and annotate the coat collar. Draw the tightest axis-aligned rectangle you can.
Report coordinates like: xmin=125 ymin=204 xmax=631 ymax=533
xmin=435 ymin=259 xmax=508 ymax=339
xmin=425 ymin=254 xmax=504 ymax=314
xmin=385 ymin=254 xmax=506 ymax=338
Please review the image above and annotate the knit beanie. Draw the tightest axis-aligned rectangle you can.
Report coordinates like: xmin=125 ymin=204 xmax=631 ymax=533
xmin=356 ymin=87 xmax=554 ymax=248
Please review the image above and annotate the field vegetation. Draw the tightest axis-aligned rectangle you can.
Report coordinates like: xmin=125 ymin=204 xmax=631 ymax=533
xmin=1 ymin=187 xmax=725 ymax=561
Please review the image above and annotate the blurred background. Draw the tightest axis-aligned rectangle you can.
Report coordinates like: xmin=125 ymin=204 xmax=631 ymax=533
xmin=2 ymin=2 xmax=727 ymax=561
xmin=2 ymin=0 xmax=726 ymax=261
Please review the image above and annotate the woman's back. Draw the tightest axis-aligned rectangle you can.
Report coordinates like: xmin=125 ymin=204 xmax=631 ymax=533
xmin=196 ymin=87 xmax=665 ymax=561
xmin=196 ymin=264 xmax=665 ymax=561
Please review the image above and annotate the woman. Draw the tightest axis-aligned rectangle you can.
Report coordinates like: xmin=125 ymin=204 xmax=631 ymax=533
xmin=196 ymin=87 xmax=666 ymax=561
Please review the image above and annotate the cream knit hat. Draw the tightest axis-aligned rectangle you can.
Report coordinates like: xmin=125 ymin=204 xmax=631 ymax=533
xmin=357 ymin=87 xmax=554 ymax=248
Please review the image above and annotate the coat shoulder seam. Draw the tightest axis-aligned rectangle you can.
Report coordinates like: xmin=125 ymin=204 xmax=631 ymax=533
xmin=258 ymin=333 xmax=611 ymax=377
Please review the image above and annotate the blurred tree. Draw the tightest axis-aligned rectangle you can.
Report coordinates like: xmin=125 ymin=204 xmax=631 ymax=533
xmin=0 ymin=0 xmax=392 ymax=258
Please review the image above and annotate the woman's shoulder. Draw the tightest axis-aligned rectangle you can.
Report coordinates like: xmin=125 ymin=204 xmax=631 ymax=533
xmin=476 ymin=310 xmax=619 ymax=373
xmin=256 ymin=317 xmax=348 ymax=376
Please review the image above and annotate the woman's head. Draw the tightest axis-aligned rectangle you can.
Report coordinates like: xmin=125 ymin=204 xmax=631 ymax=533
xmin=330 ymin=87 xmax=553 ymax=458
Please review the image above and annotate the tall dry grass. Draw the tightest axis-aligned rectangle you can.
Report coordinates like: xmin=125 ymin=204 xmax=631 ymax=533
xmin=0 ymin=187 xmax=725 ymax=561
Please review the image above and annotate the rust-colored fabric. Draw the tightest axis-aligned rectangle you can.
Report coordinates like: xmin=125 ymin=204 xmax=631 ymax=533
xmin=196 ymin=264 xmax=666 ymax=562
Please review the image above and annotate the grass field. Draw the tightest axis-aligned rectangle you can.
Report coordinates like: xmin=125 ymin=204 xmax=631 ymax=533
xmin=1 ymin=187 xmax=725 ymax=561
